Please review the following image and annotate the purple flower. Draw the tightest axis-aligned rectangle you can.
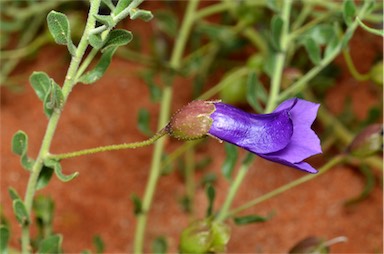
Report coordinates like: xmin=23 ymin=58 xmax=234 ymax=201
xmin=166 ymin=98 xmax=322 ymax=173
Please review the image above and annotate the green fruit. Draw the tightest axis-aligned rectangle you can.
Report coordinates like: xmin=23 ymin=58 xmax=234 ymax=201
xmin=370 ymin=61 xmax=383 ymax=86
xmin=219 ymin=76 xmax=247 ymax=105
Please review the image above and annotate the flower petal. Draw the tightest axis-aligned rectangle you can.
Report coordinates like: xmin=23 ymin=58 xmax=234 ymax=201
xmin=260 ymin=98 xmax=322 ymax=163
xmin=208 ymin=103 xmax=294 ymax=154
xmin=258 ymin=154 xmax=318 ymax=173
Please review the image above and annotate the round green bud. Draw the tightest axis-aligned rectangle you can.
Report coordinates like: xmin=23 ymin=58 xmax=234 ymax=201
xmin=179 ymin=219 xmax=213 ymax=254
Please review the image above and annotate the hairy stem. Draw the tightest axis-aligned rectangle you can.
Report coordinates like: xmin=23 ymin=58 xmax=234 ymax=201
xmin=20 ymin=1 xmax=101 ymax=252
xmin=50 ymin=130 xmax=166 ymax=160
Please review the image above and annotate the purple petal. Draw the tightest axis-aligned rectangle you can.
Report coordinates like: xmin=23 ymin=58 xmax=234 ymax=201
xmin=258 ymin=153 xmax=318 ymax=173
xmin=260 ymin=99 xmax=322 ymax=163
xmin=208 ymin=103 xmax=294 ymax=154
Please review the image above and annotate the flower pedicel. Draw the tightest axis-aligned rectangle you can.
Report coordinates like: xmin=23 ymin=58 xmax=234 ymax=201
xmin=166 ymin=98 xmax=322 ymax=173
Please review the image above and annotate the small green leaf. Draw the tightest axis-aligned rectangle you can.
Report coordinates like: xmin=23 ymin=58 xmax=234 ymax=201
xmin=33 ymin=196 xmax=55 ymax=227
xmin=356 ymin=17 xmax=384 ymax=37
xmin=8 ymin=187 xmax=21 ymax=201
xmin=131 ymin=193 xmax=142 ymax=216
xmin=304 ymin=37 xmax=321 ymax=65
xmin=43 ymin=80 xmax=64 ymax=118
xmin=221 ymin=143 xmax=238 ymax=180
xmin=38 ymin=234 xmax=62 ymax=254
xmin=344 ymin=165 xmax=375 ymax=206
xmin=341 ymin=28 xmax=354 ymax=48
xmin=113 ymin=0 xmax=132 ymax=15
xmin=324 ymin=35 xmax=340 ymax=59
xmin=12 ymin=131 xmax=34 ymax=170
xmin=154 ymin=10 xmax=178 ymax=37
xmin=79 ymin=47 xmax=116 ymax=84
xmin=36 ymin=166 xmax=54 ymax=190
xmin=102 ymin=29 xmax=133 ymax=52
xmin=89 ymin=34 xmax=104 ymax=50
xmin=13 ymin=199 xmax=29 ymax=226
xmin=93 ymin=235 xmax=105 ymax=254
xmin=47 ymin=11 xmax=76 ymax=55
xmin=205 ymin=184 xmax=215 ymax=217
xmin=137 ymin=108 xmax=152 ymax=136
xmin=30 ymin=72 xmax=51 ymax=101
xmin=271 ymin=15 xmax=283 ymax=50
xmin=94 ymin=14 xmax=114 ymax=28
xmin=44 ymin=159 xmax=79 ymax=182
xmin=233 ymin=214 xmax=270 ymax=225
xmin=263 ymin=51 xmax=277 ymax=78
xmin=152 ymin=236 xmax=167 ymax=254
xmin=246 ymin=71 xmax=264 ymax=113
xmin=140 ymin=71 xmax=162 ymax=102
xmin=343 ymin=0 xmax=356 ymax=25
xmin=12 ymin=131 xmax=28 ymax=156
xmin=129 ymin=8 xmax=153 ymax=22
xmin=0 ymin=225 xmax=9 ymax=254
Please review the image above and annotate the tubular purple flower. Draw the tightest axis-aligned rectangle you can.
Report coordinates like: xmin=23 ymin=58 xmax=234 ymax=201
xmin=166 ymin=98 xmax=322 ymax=173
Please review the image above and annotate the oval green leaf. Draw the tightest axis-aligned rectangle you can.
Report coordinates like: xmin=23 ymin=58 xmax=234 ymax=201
xmin=30 ymin=72 xmax=51 ymax=101
xmin=38 ymin=234 xmax=62 ymax=254
xmin=221 ymin=143 xmax=238 ymax=180
xmin=13 ymin=199 xmax=29 ymax=226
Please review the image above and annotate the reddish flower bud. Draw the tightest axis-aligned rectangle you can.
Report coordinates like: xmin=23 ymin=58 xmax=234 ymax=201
xmin=166 ymin=100 xmax=215 ymax=140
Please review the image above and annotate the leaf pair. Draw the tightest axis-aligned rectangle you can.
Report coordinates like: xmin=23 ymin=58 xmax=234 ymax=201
xmin=30 ymin=72 xmax=64 ymax=118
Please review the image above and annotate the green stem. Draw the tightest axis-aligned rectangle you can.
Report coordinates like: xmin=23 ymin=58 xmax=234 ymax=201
xmin=227 ymin=155 xmax=345 ymax=219
xmin=133 ymin=1 xmax=200 ymax=252
xmin=215 ymin=155 xmax=254 ymax=223
xmin=50 ymin=130 xmax=166 ymax=160
xmin=342 ymin=48 xmax=371 ymax=81
xmin=265 ymin=0 xmax=292 ymax=113
xmin=20 ymin=1 xmax=101 ymax=253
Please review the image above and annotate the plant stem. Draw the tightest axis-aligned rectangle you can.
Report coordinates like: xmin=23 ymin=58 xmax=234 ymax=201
xmin=50 ymin=130 xmax=166 ymax=160
xmin=215 ymin=155 xmax=254 ymax=223
xmin=342 ymin=48 xmax=371 ymax=81
xmin=265 ymin=0 xmax=292 ymax=113
xmin=133 ymin=1 xmax=200 ymax=252
xmin=20 ymin=1 xmax=101 ymax=253
xmin=227 ymin=155 xmax=345 ymax=219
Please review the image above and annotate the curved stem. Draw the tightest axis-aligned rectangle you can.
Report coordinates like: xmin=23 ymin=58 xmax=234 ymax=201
xmin=226 ymin=155 xmax=345 ymax=219
xmin=342 ymin=48 xmax=371 ymax=81
xmin=50 ymin=130 xmax=166 ymax=160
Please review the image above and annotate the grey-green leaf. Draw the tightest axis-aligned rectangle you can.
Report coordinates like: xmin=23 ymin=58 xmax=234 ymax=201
xmin=221 ymin=143 xmax=238 ymax=180
xmin=113 ymin=0 xmax=132 ymax=15
xmin=129 ymin=8 xmax=153 ymax=22
xmin=89 ymin=34 xmax=104 ymax=50
xmin=131 ymin=193 xmax=142 ymax=216
xmin=38 ymin=234 xmax=62 ymax=254
xmin=12 ymin=131 xmax=34 ymax=170
xmin=94 ymin=14 xmax=114 ymax=28
xmin=343 ymin=0 xmax=356 ymax=25
xmin=45 ymin=159 xmax=79 ymax=182
xmin=304 ymin=37 xmax=321 ymax=65
xmin=13 ymin=199 xmax=29 ymax=226
xmin=137 ymin=108 xmax=152 ymax=136
xmin=8 ymin=187 xmax=21 ymax=201
xmin=36 ymin=166 xmax=54 ymax=190
xmin=271 ymin=15 xmax=283 ymax=50
xmin=152 ymin=236 xmax=167 ymax=254
xmin=47 ymin=10 xmax=76 ymax=55
xmin=12 ymin=131 xmax=28 ymax=156
xmin=246 ymin=71 xmax=264 ymax=113
xmin=78 ymin=47 xmax=117 ymax=84
xmin=205 ymin=184 xmax=215 ymax=217
xmin=0 ymin=225 xmax=9 ymax=254
xmin=30 ymin=72 xmax=51 ymax=101
xmin=44 ymin=80 xmax=64 ymax=118
xmin=102 ymin=29 xmax=133 ymax=52
xmin=233 ymin=214 xmax=269 ymax=225
xmin=93 ymin=235 xmax=105 ymax=254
